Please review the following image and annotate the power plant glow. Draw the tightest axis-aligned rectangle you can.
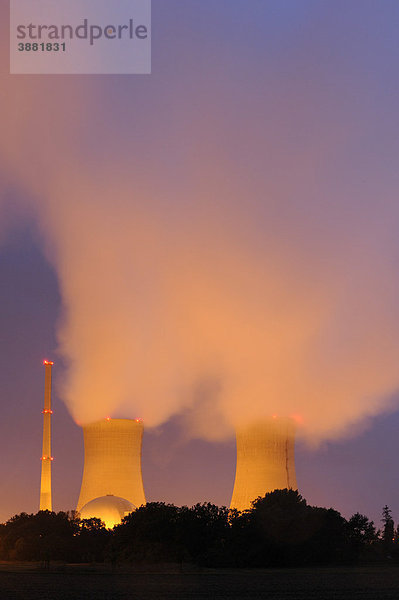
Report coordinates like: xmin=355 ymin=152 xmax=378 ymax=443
xmin=38 ymin=365 xmax=299 ymax=521
xmin=77 ymin=418 xmax=146 ymax=528
xmin=230 ymin=417 xmax=297 ymax=512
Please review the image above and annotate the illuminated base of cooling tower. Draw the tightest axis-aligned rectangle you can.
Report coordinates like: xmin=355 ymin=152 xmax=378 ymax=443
xmin=230 ymin=417 xmax=297 ymax=512
xmin=80 ymin=495 xmax=135 ymax=529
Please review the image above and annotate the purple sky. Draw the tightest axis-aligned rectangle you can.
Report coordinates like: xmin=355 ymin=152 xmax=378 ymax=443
xmin=1 ymin=1 xmax=399 ymax=527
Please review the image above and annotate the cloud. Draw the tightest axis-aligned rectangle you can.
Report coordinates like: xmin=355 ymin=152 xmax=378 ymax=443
xmin=1 ymin=1 xmax=399 ymax=443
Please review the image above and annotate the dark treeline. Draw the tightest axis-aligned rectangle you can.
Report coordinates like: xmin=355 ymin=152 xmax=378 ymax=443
xmin=0 ymin=490 xmax=398 ymax=567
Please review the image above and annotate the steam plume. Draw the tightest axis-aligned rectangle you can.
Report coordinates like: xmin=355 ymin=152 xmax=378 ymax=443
xmin=1 ymin=2 xmax=399 ymax=443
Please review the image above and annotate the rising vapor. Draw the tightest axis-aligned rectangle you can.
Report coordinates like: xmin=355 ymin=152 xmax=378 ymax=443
xmin=1 ymin=1 xmax=399 ymax=443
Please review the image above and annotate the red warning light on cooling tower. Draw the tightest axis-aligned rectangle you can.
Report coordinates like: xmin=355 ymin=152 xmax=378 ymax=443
xmin=43 ymin=360 xmax=54 ymax=366
xmin=290 ymin=414 xmax=304 ymax=425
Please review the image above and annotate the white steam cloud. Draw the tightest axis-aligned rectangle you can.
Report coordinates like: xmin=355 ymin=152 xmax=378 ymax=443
xmin=1 ymin=2 xmax=399 ymax=443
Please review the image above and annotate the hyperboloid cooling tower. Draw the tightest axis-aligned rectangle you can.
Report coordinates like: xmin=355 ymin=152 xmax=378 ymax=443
xmin=77 ymin=418 xmax=146 ymax=528
xmin=230 ymin=417 xmax=297 ymax=512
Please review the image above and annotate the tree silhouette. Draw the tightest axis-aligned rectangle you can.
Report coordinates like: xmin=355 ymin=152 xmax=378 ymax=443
xmin=382 ymin=505 xmax=395 ymax=556
xmin=1 ymin=495 xmax=398 ymax=567
xmin=0 ymin=511 xmax=78 ymax=562
xmin=229 ymin=489 xmax=346 ymax=567
xmin=346 ymin=513 xmax=378 ymax=561
xmin=75 ymin=517 xmax=110 ymax=562
xmin=177 ymin=503 xmax=230 ymax=565
xmin=111 ymin=502 xmax=182 ymax=563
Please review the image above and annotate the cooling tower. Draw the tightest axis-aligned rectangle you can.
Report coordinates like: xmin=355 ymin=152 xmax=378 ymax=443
xmin=39 ymin=360 xmax=54 ymax=511
xmin=77 ymin=418 xmax=145 ymax=526
xmin=230 ymin=417 xmax=297 ymax=512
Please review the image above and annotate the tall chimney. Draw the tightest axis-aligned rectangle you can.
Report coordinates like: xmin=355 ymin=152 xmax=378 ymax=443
xmin=77 ymin=418 xmax=146 ymax=526
xmin=39 ymin=360 xmax=54 ymax=511
xmin=230 ymin=416 xmax=297 ymax=512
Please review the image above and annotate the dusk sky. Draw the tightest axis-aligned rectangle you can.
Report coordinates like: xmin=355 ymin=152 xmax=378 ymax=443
xmin=1 ymin=0 xmax=399 ymax=526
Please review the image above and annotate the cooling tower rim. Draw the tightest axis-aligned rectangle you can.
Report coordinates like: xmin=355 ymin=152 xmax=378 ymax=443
xmin=81 ymin=417 xmax=144 ymax=426
xmin=235 ymin=416 xmax=297 ymax=429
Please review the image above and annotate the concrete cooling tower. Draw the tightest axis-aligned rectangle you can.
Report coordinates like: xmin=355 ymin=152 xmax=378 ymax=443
xmin=230 ymin=417 xmax=297 ymax=512
xmin=77 ymin=418 xmax=146 ymax=528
